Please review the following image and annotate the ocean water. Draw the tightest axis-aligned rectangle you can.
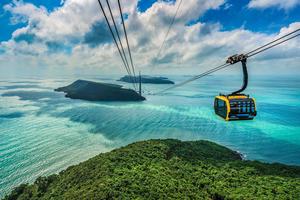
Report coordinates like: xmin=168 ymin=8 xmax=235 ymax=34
xmin=0 ymin=74 xmax=300 ymax=197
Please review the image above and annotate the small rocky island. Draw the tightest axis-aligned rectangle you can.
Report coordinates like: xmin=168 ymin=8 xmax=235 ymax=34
xmin=118 ymin=75 xmax=174 ymax=84
xmin=55 ymin=80 xmax=145 ymax=101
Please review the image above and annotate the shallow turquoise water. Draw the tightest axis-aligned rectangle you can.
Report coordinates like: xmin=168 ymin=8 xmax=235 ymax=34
xmin=0 ymin=75 xmax=300 ymax=197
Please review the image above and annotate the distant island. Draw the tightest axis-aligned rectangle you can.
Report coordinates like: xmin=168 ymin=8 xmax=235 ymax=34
xmin=55 ymin=80 xmax=145 ymax=101
xmin=118 ymin=75 xmax=175 ymax=84
xmin=4 ymin=139 xmax=300 ymax=199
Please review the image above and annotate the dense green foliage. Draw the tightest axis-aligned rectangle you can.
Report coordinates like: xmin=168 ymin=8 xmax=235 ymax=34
xmin=4 ymin=139 xmax=300 ymax=200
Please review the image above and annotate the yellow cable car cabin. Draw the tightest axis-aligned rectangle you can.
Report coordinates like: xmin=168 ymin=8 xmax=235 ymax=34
xmin=214 ymin=54 xmax=257 ymax=121
xmin=214 ymin=94 xmax=256 ymax=121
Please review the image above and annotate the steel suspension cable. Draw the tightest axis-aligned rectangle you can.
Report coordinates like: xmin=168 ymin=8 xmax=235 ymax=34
xmin=245 ymin=28 xmax=300 ymax=56
xmin=155 ymin=0 xmax=183 ymax=62
xmin=247 ymin=33 xmax=300 ymax=58
xmin=105 ymin=0 xmax=137 ymax=90
xmin=96 ymin=0 xmax=136 ymax=90
xmin=117 ymin=0 xmax=137 ymax=82
xmin=154 ymin=63 xmax=230 ymax=95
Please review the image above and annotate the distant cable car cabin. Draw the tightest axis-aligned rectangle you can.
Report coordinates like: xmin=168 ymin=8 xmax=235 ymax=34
xmin=214 ymin=54 xmax=257 ymax=121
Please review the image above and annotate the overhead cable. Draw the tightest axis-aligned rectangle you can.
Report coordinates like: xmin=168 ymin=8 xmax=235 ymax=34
xmin=246 ymin=28 xmax=300 ymax=56
xmin=247 ymin=32 xmax=300 ymax=58
xmin=105 ymin=0 xmax=137 ymax=90
xmin=117 ymin=0 xmax=137 ymax=82
xmin=155 ymin=0 xmax=183 ymax=63
xmin=97 ymin=0 xmax=136 ymax=90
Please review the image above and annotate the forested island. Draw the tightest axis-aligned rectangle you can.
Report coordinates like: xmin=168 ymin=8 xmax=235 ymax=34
xmin=55 ymin=80 xmax=145 ymax=101
xmin=118 ymin=75 xmax=175 ymax=84
xmin=4 ymin=139 xmax=300 ymax=200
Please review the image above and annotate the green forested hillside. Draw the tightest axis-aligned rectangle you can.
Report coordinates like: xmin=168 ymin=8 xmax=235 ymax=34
xmin=4 ymin=139 xmax=300 ymax=200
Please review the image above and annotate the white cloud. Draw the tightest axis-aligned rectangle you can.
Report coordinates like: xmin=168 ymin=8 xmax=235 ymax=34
xmin=0 ymin=0 xmax=300 ymax=76
xmin=248 ymin=0 xmax=300 ymax=10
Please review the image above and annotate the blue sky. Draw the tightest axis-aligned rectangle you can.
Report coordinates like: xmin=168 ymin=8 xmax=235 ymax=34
xmin=0 ymin=0 xmax=299 ymax=75
xmin=201 ymin=0 xmax=300 ymax=33
xmin=136 ymin=0 xmax=300 ymax=33
xmin=1 ymin=0 xmax=300 ymax=42
xmin=0 ymin=0 xmax=62 ymax=41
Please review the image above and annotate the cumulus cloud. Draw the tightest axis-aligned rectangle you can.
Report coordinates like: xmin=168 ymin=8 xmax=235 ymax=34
xmin=248 ymin=0 xmax=300 ymax=10
xmin=83 ymin=21 xmax=112 ymax=48
xmin=0 ymin=0 xmax=299 ymax=75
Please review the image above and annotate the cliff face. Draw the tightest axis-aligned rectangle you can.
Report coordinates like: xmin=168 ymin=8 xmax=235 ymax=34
xmin=55 ymin=80 xmax=145 ymax=101
xmin=5 ymin=139 xmax=300 ymax=200
xmin=118 ymin=75 xmax=175 ymax=84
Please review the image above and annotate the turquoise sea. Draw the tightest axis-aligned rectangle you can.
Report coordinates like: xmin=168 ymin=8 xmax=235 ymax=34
xmin=0 ymin=74 xmax=300 ymax=197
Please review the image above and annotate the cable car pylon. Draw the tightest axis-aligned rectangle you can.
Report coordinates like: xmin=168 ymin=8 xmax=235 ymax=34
xmin=139 ymin=71 xmax=142 ymax=95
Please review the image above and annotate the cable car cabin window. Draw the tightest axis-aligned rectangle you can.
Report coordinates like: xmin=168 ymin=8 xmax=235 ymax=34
xmin=215 ymin=99 xmax=227 ymax=118
xmin=229 ymin=99 xmax=255 ymax=115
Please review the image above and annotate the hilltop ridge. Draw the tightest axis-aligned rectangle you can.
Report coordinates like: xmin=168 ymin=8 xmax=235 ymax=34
xmin=4 ymin=139 xmax=300 ymax=199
